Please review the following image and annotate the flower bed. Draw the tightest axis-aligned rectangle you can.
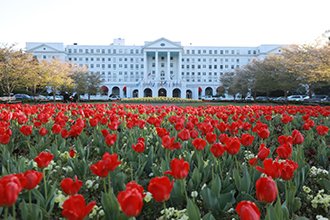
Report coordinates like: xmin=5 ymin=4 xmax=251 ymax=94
xmin=0 ymin=103 xmax=329 ymax=219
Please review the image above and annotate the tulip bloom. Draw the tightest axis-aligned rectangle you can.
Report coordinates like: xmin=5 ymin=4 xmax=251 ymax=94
xmin=256 ymin=177 xmax=278 ymax=203
xmin=0 ymin=174 xmax=22 ymax=207
xmin=20 ymin=125 xmax=33 ymax=136
xmin=19 ymin=170 xmax=43 ymax=190
xmin=34 ymin=151 xmax=54 ymax=169
xmin=210 ymin=143 xmax=226 ymax=158
xmin=225 ymin=137 xmax=241 ymax=155
xmin=236 ymin=201 xmax=260 ymax=220
xmin=117 ymin=181 xmax=144 ymax=217
xmin=192 ymin=138 xmax=207 ymax=151
xmin=240 ymin=133 xmax=254 ymax=147
xmin=164 ymin=158 xmax=190 ymax=179
xmin=62 ymin=194 xmax=96 ymax=220
xmin=178 ymin=129 xmax=190 ymax=141
xmin=61 ymin=176 xmax=83 ymax=195
xmin=148 ymin=176 xmax=173 ymax=202
xmin=292 ymin=129 xmax=304 ymax=145
xmin=316 ymin=125 xmax=329 ymax=136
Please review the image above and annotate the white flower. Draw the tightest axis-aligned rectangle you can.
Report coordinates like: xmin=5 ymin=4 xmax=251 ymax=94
xmin=144 ymin=192 xmax=152 ymax=203
xmin=86 ymin=180 xmax=94 ymax=189
xmin=191 ymin=191 xmax=198 ymax=198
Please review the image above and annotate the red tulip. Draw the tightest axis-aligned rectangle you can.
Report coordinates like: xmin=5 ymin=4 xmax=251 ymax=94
xmin=257 ymin=144 xmax=270 ymax=161
xmin=164 ymin=158 xmax=190 ymax=179
xmin=256 ymin=158 xmax=282 ymax=179
xmin=102 ymin=152 xmax=121 ymax=171
xmin=148 ymin=176 xmax=173 ymax=202
xmin=192 ymin=138 xmax=207 ymax=151
xmin=240 ymin=133 xmax=254 ymax=147
xmin=20 ymin=170 xmax=43 ymax=190
xmin=280 ymin=160 xmax=298 ymax=181
xmin=206 ymin=132 xmax=217 ymax=144
xmin=316 ymin=125 xmax=329 ymax=136
xmin=0 ymin=133 xmax=11 ymax=145
xmin=61 ymin=176 xmax=83 ymax=195
xmin=178 ymin=129 xmax=190 ymax=141
xmin=256 ymin=177 xmax=278 ymax=203
xmin=20 ymin=125 xmax=33 ymax=136
xmin=225 ymin=137 xmax=241 ymax=155
xmin=132 ymin=138 xmax=145 ymax=153
xmin=105 ymin=133 xmax=117 ymax=147
xmin=39 ymin=127 xmax=48 ymax=136
xmin=210 ymin=143 xmax=226 ymax=158
xmin=292 ymin=130 xmax=304 ymax=145
xmin=34 ymin=151 xmax=54 ymax=168
xmin=90 ymin=160 xmax=110 ymax=178
xmin=257 ymin=128 xmax=270 ymax=139
xmin=51 ymin=124 xmax=62 ymax=134
xmin=236 ymin=201 xmax=260 ymax=220
xmin=62 ymin=194 xmax=96 ymax=220
xmin=276 ymin=143 xmax=292 ymax=159
xmin=0 ymin=174 xmax=22 ymax=207
xmin=117 ymin=181 xmax=144 ymax=217
xmin=69 ymin=148 xmax=76 ymax=158
xmin=90 ymin=153 xmax=121 ymax=177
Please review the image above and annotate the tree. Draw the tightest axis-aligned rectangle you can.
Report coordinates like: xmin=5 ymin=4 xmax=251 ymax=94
xmin=86 ymin=73 xmax=103 ymax=101
xmin=70 ymin=65 xmax=89 ymax=101
xmin=41 ymin=59 xmax=73 ymax=101
xmin=0 ymin=45 xmax=36 ymax=97
xmin=283 ymin=44 xmax=330 ymax=95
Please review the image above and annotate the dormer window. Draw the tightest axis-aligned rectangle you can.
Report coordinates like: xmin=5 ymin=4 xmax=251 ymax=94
xmin=160 ymin=43 xmax=165 ymax=46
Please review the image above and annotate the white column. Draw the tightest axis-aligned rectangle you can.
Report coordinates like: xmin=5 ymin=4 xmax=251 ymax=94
xmin=143 ymin=51 xmax=147 ymax=81
xmin=167 ymin=51 xmax=170 ymax=82
xmin=155 ymin=51 xmax=159 ymax=81
xmin=178 ymin=51 xmax=182 ymax=81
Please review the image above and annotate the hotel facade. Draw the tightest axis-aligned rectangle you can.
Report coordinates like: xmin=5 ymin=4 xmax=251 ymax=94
xmin=26 ymin=38 xmax=282 ymax=99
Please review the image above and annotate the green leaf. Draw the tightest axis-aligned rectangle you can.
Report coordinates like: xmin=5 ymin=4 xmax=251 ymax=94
xmin=201 ymin=187 xmax=218 ymax=210
xmin=202 ymin=212 xmax=216 ymax=220
xmin=187 ymin=198 xmax=201 ymax=220
xmin=210 ymin=175 xmax=221 ymax=196
xmin=241 ymin=164 xmax=251 ymax=193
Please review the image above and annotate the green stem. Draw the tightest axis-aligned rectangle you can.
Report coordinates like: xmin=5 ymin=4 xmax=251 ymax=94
xmin=163 ymin=202 xmax=167 ymax=220
xmin=12 ymin=204 xmax=16 ymax=219
xmin=181 ymin=179 xmax=188 ymax=202
xmin=4 ymin=207 xmax=8 ymax=220
xmin=108 ymin=174 xmax=111 ymax=193
xmin=103 ymin=178 xmax=107 ymax=193
xmin=43 ymin=169 xmax=48 ymax=199
xmin=29 ymin=190 xmax=32 ymax=206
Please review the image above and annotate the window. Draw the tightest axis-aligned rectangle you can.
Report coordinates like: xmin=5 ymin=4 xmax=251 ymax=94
xmin=231 ymin=50 xmax=235 ymax=54
xmin=91 ymin=49 xmax=94 ymax=53
xmin=209 ymin=50 xmax=212 ymax=54
xmin=68 ymin=49 xmax=72 ymax=53
xmin=102 ymin=49 xmax=105 ymax=53
xmin=198 ymin=50 xmax=201 ymax=54
xmin=170 ymin=63 xmax=173 ymax=67
xmin=220 ymin=50 xmax=223 ymax=54
xmin=236 ymin=58 xmax=240 ymax=62
xmin=192 ymin=50 xmax=195 ymax=54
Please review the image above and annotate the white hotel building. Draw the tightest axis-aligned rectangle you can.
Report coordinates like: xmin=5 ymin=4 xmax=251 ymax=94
xmin=26 ymin=38 xmax=282 ymax=99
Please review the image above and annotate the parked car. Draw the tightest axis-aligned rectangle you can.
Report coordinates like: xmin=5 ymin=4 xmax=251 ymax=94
xmin=202 ymin=96 xmax=216 ymax=101
xmin=287 ymin=95 xmax=305 ymax=102
xmin=14 ymin=94 xmax=32 ymax=100
xmin=33 ymin=95 xmax=48 ymax=101
xmin=109 ymin=94 xmax=121 ymax=101
xmin=273 ymin=97 xmax=287 ymax=102
xmin=306 ymin=95 xmax=328 ymax=103
xmin=255 ymin=96 xmax=269 ymax=101
xmin=245 ymin=96 xmax=254 ymax=101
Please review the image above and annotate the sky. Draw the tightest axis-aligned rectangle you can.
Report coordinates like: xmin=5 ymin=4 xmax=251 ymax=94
xmin=0 ymin=0 xmax=329 ymax=49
